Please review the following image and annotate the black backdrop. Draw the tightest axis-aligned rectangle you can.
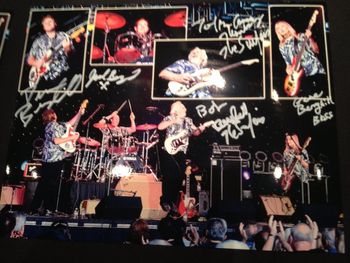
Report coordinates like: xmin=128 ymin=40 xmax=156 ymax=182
xmin=0 ymin=0 xmax=349 ymax=262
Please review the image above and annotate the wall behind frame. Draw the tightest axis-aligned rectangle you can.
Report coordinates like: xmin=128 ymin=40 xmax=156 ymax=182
xmin=0 ymin=0 xmax=349 ymax=262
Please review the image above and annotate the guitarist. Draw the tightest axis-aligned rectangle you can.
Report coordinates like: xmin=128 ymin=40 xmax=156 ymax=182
xmin=275 ymin=19 xmax=326 ymax=95
xmin=27 ymin=14 xmax=72 ymax=88
xmin=281 ymin=134 xmax=310 ymax=205
xmin=158 ymin=101 xmax=206 ymax=213
xmin=30 ymin=107 xmax=84 ymax=215
xmin=159 ymin=47 xmax=225 ymax=98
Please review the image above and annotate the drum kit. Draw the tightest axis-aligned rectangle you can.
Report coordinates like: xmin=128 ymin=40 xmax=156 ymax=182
xmin=92 ymin=11 xmax=184 ymax=63
xmin=70 ymin=116 xmax=159 ymax=182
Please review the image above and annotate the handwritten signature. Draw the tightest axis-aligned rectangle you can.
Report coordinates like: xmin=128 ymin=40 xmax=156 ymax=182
xmin=292 ymin=91 xmax=334 ymax=126
xmin=196 ymin=101 xmax=265 ymax=144
xmin=192 ymin=13 xmax=269 ymax=58
xmin=15 ymin=74 xmax=82 ymax=127
xmin=85 ymin=68 xmax=142 ymax=90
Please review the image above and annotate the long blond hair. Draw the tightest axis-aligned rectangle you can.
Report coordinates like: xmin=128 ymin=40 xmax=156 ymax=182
xmin=275 ymin=21 xmax=297 ymax=46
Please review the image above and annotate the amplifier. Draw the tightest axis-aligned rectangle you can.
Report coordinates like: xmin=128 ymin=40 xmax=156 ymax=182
xmin=212 ymin=144 xmax=240 ymax=159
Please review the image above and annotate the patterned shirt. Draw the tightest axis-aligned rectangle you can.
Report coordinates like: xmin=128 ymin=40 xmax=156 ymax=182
xmin=163 ymin=116 xmax=196 ymax=154
xmin=283 ymin=149 xmax=310 ymax=182
xmin=279 ymin=33 xmax=325 ymax=76
xmin=42 ymin=121 xmax=67 ymax=163
xmin=29 ymin=32 xmax=71 ymax=81
xmin=164 ymin=59 xmax=212 ymax=98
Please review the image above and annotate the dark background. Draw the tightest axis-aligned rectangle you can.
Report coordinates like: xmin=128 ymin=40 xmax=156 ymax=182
xmin=0 ymin=0 xmax=349 ymax=263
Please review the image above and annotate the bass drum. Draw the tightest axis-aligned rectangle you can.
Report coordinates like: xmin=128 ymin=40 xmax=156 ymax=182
xmin=114 ymin=31 xmax=141 ymax=63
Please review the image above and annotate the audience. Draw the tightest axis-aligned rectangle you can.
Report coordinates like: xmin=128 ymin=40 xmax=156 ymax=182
xmin=125 ymin=218 xmax=150 ymax=245
xmin=199 ymin=217 xmax=227 ymax=248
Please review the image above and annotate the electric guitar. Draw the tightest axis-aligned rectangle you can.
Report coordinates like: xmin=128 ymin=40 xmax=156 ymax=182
xmin=281 ymin=136 xmax=311 ymax=192
xmin=178 ymin=165 xmax=197 ymax=219
xmin=58 ymin=99 xmax=88 ymax=153
xmin=28 ymin=23 xmax=86 ymax=88
xmin=168 ymin=59 xmax=259 ymax=97
xmin=164 ymin=120 xmax=214 ymax=155
xmin=284 ymin=10 xmax=319 ymax=96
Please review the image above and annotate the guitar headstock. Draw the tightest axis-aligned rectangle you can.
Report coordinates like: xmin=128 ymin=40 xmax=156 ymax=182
xmin=309 ymin=10 xmax=319 ymax=28
xmin=80 ymin=99 xmax=89 ymax=111
xmin=302 ymin=137 xmax=312 ymax=149
xmin=185 ymin=165 xmax=192 ymax=176
xmin=241 ymin=59 xmax=259 ymax=66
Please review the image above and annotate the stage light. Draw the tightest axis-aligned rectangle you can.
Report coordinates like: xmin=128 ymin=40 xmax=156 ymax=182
xmin=253 ymin=151 xmax=267 ymax=172
xmin=314 ymin=163 xmax=323 ymax=180
xmin=273 ymin=165 xmax=282 ymax=179
xmin=242 ymin=169 xmax=251 ymax=180
xmin=269 ymin=152 xmax=283 ymax=172
xmin=5 ymin=165 xmax=10 ymax=175
xmin=111 ymin=157 xmax=132 ymax=178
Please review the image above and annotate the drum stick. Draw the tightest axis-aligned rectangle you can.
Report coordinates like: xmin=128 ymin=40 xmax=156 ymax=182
xmin=115 ymin=100 xmax=127 ymax=114
xmin=128 ymin=99 xmax=133 ymax=113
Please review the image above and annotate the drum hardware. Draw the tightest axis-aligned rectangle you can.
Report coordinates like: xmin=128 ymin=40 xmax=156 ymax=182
xmin=95 ymin=12 xmax=126 ymax=63
xmin=91 ymin=45 xmax=103 ymax=60
xmin=114 ymin=31 xmax=142 ymax=63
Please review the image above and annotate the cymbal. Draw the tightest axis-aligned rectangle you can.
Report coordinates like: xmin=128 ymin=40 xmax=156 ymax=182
xmin=145 ymin=106 xmax=158 ymax=112
xmin=95 ymin=12 xmax=126 ymax=30
xmin=164 ymin=10 xmax=186 ymax=27
xmin=136 ymin=123 xmax=157 ymax=131
xmin=93 ymin=122 xmax=108 ymax=129
xmin=92 ymin=45 xmax=103 ymax=60
xmin=78 ymin=137 xmax=101 ymax=147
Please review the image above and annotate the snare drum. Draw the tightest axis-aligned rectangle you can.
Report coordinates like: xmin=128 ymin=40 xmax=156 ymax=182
xmin=114 ymin=31 xmax=141 ymax=63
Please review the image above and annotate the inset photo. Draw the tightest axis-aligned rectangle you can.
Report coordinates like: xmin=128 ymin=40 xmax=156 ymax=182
xmin=18 ymin=8 xmax=90 ymax=93
xmin=0 ymin=12 xmax=10 ymax=58
xmin=91 ymin=7 xmax=187 ymax=65
xmin=152 ymin=39 xmax=264 ymax=100
xmin=269 ymin=5 xmax=331 ymax=100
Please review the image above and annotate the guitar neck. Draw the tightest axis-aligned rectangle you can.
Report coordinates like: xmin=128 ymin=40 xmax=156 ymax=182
xmin=217 ymin=61 xmax=243 ymax=73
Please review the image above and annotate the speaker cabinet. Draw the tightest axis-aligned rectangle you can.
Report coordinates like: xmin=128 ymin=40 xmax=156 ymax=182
xmin=260 ymin=195 xmax=295 ymax=216
xmin=210 ymin=158 xmax=242 ymax=207
xmin=114 ymin=173 xmax=167 ymax=220
xmin=95 ymin=196 xmax=142 ymax=220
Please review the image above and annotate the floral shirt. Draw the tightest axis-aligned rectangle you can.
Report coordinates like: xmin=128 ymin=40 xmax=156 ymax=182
xmin=283 ymin=149 xmax=310 ymax=182
xmin=42 ymin=121 xmax=67 ymax=162
xmin=164 ymin=59 xmax=212 ymax=98
xmin=29 ymin=32 xmax=71 ymax=81
xmin=279 ymin=33 xmax=325 ymax=77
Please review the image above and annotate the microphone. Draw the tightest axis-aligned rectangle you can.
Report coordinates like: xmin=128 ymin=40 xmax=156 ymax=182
xmin=98 ymin=104 xmax=105 ymax=108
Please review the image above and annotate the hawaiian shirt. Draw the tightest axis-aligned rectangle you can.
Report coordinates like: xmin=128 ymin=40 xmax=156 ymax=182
xmin=29 ymin=32 xmax=71 ymax=81
xmin=279 ymin=33 xmax=325 ymax=77
xmin=42 ymin=121 xmax=67 ymax=163
xmin=164 ymin=59 xmax=212 ymax=98
xmin=283 ymin=149 xmax=310 ymax=182
xmin=163 ymin=116 xmax=196 ymax=154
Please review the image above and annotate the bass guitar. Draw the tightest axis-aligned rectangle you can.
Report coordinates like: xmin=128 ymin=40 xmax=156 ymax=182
xmin=178 ymin=165 xmax=197 ymax=220
xmin=281 ymin=136 xmax=311 ymax=192
xmin=28 ymin=22 xmax=86 ymax=88
xmin=58 ymin=99 xmax=88 ymax=153
xmin=168 ymin=59 xmax=259 ymax=97
xmin=284 ymin=10 xmax=319 ymax=96
xmin=164 ymin=120 xmax=214 ymax=155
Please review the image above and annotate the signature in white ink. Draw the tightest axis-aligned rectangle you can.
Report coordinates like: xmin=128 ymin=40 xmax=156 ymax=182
xmin=192 ymin=13 xmax=269 ymax=58
xmin=85 ymin=68 xmax=142 ymax=90
xmin=15 ymin=74 xmax=82 ymax=127
xmin=196 ymin=101 xmax=265 ymax=144
xmin=292 ymin=91 xmax=334 ymax=126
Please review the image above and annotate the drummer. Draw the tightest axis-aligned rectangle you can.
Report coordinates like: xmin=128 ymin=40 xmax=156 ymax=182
xmin=134 ymin=17 xmax=153 ymax=58
xmin=98 ymin=111 xmax=136 ymax=153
